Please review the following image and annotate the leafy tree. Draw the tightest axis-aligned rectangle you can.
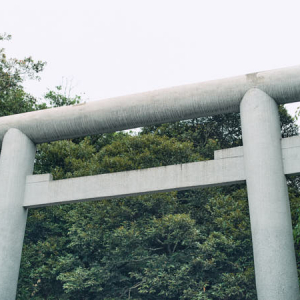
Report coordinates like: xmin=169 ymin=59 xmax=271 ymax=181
xmin=0 ymin=33 xmax=46 ymax=117
xmin=19 ymin=133 xmax=203 ymax=299
xmin=44 ymin=85 xmax=81 ymax=108
xmin=141 ymin=114 xmax=242 ymax=159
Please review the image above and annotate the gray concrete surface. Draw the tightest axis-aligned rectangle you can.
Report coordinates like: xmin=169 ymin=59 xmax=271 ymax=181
xmin=240 ymin=88 xmax=300 ymax=300
xmin=0 ymin=129 xmax=36 ymax=300
xmin=24 ymin=135 xmax=300 ymax=208
xmin=0 ymin=65 xmax=300 ymax=145
xmin=24 ymin=156 xmax=245 ymax=208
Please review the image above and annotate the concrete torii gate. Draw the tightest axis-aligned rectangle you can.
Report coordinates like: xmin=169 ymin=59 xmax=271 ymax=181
xmin=0 ymin=66 xmax=300 ymax=300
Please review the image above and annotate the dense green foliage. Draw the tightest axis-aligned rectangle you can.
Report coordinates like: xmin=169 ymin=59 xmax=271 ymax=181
xmin=17 ymin=109 xmax=299 ymax=300
xmin=20 ymin=131 xmax=258 ymax=300
xmin=1 ymin=35 xmax=300 ymax=299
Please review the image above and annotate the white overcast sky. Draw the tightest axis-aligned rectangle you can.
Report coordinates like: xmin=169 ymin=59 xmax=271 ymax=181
xmin=1 ymin=0 xmax=300 ymax=118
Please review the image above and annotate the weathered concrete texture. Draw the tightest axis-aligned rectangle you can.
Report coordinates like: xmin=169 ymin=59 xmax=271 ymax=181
xmin=24 ymin=135 xmax=300 ymax=208
xmin=24 ymin=156 xmax=245 ymax=208
xmin=240 ymin=88 xmax=300 ymax=300
xmin=0 ymin=65 xmax=300 ymax=145
xmin=281 ymin=135 xmax=300 ymax=175
xmin=0 ymin=129 xmax=36 ymax=300
xmin=214 ymin=145 xmax=243 ymax=160
xmin=214 ymin=135 xmax=300 ymax=176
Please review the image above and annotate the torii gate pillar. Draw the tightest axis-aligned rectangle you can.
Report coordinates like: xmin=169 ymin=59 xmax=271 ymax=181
xmin=0 ymin=129 xmax=36 ymax=300
xmin=240 ymin=88 xmax=300 ymax=299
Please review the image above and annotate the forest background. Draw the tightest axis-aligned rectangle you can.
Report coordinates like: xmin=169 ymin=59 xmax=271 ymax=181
xmin=1 ymin=34 xmax=300 ymax=300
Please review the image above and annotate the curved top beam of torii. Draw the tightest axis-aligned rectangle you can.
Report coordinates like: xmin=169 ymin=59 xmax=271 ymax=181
xmin=0 ymin=65 xmax=300 ymax=145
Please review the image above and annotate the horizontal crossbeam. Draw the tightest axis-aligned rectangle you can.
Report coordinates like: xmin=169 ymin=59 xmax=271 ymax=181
xmin=1 ymin=65 xmax=300 ymax=145
xmin=23 ymin=135 xmax=300 ymax=208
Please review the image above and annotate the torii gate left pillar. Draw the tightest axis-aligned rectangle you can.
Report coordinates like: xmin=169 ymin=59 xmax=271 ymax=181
xmin=0 ymin=129 xmax=36 ymax=300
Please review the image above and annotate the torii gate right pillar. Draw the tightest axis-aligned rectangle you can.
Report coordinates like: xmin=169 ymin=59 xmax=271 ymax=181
xmin=240 ymin=88 xmax=300 ymax=299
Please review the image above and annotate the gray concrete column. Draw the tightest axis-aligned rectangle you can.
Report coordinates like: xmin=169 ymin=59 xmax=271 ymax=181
xmin=240 ymin=88 xmax=300 ymax=300
xmin=0 ymin=129 xmax=36 ymax=299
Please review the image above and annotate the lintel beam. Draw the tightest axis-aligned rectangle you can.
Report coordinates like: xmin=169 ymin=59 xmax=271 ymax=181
xmin=24 ymin=135 xmax=300 ymax=208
